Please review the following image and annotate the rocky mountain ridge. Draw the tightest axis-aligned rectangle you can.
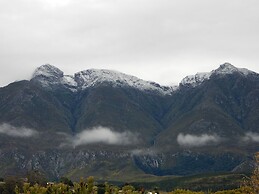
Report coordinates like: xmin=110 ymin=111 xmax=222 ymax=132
xmin=32 ymin=62 xmax=256 ymax=94
xmin=32 ymin=64 xmax=175 ymax=95
xmin=180 ymin=63 xmax=255 ymax=87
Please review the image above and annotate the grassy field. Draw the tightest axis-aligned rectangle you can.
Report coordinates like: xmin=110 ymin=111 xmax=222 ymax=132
xmin=121 ymin=172 xmax=247 ymax=192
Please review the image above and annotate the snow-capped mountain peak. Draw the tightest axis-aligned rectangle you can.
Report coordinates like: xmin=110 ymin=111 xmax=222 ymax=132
xmin=213 ymin=62 xmax=253 ymax=76
xmin=33 ymin=64 xmax=63 ymax=79
xmin=32 ymin=64 xmax=66 ymax=88
xmin=180 ymin=63 xmax=255 ymax=87
xmin=32 ymin=63 xmax=256 ymax=92
xmin=31 ymin=65 xmax=175 ymax=95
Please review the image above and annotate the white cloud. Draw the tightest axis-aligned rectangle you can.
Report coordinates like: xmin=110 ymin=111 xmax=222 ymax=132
xmin=130 ymin=148 xmax=156 ymax=156
xmin=177 ymin=133 xmax=221 ymax=147
xmin=243 ymin=132 xmax=259 ymax=143
xmin=0 ymin=123 xmax=38 ymax=137
xmin=72 ymin=126 xmax=138 ymax=146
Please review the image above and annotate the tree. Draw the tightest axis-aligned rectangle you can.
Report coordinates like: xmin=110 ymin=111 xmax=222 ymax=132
xmin=122 ymin=184 xmax=135 ymax=194
xmin=87 ymin=176 xmax=95 ymax=194
xmin=170 ymin=189 xmax=204 ymax=194
xmin=60 ymin=176 xmax=74 ymax=187
xmin=26 ymin=170 xmax=47 ymax=186
xmin=2 ymin=176 xmax=22 ymax=194
xmin=97 ymin=184 xmax=106 ymax=194
xmin=241 ymin=152 xmax=259 ymax=194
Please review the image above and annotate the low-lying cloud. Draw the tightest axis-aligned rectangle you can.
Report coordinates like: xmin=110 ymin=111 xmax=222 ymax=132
xmin=72 ymin=127 xmax=138 ymax=146
xmin=177 ymin=133 xmax=221 ymax=147
xmin=0 ymin=123 xmax=38 ymax=137
xmin=130 ymin=148 xmax=157 ymax=156
xmin=243 ymin=132 xmax=259 ymax=143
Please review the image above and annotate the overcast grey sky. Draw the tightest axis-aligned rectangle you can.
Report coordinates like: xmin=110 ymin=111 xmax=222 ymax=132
xmin=1 ymin=0 xmax=259 ymax=87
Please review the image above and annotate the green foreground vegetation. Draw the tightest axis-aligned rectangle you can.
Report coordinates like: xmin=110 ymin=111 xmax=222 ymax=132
xmin=0 ymin=153 xmax=258 ymax=194
xmin=0 ymin=174 xmax=258 ymax=194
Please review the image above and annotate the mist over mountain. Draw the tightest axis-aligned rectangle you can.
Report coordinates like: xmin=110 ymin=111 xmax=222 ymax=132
xmin=0 ymin=63 xmax=258 ymax=180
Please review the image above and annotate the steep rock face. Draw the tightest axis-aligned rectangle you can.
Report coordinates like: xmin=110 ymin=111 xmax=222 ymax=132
xmin=32 ymin=64 xmax=77 ymax=91
xmin=0 ymin=146 xmax=134 ymax=180
xmin=0 ymin=63 xmax=259 ymax=180
xmin=133 ymin=151 xmax=245 ymax=176
xmin=33 ymin=64 xmax=64 ymax=81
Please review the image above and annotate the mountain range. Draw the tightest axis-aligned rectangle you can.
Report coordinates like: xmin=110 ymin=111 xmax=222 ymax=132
xmin=0 ymin=62 xmax=258 ymax=181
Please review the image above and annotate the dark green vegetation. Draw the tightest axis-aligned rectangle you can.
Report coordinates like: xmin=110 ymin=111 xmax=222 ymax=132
xmin=0 ymin=63 xmax=258 ymax=182
xmin=130 ymin=172 xmax=246 ymax=192
xmin=0 ymin=170 xmax=257 ymax=194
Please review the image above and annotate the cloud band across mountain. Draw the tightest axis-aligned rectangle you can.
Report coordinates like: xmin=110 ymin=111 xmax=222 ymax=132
xmin=0 ymin=123 xmax=38 ymax=137
xmin=177 ymin=133 xmax=221 ymax=147
xmin=72 ymin=127 xmax=139 ymax=146
xmin=243 ymin=132 xmax=259 ymax=143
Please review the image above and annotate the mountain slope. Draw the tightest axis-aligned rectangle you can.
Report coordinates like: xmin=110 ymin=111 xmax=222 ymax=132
xmin=0 ymin=63 xmax=258 ymax=180
xmin=0 ymin=80 xmax=74 ymax=132
xmin=158 ymin=64 xmax=259 ymax=151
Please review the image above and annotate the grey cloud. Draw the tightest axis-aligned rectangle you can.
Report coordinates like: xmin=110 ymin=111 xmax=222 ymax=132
xmin=72 ymin=126 xmax=138 ymax=146
xmin=1 ymin=0 xmax=259 ymax=87
xmin=0 ymin=123 xmax=38 ymax=137
xmin=243 ymin=132 xmax=259 ymax=143
xmin=177 ymin=133 xmax=221 ymax=147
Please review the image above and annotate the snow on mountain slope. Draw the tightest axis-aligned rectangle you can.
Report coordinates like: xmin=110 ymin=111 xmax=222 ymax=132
xmin=32 ymin=64 xmax=64 ymax=88
xmin=33 ymin=64 xmax=63 ymax=78
xmin=74 ymin=69 xmax=174 ymax=94
xmin=32 ymin=64 xmax=175 ymax=95
xmin=180 ymin=63 xmax=255 ymax=87
xmin=181 ymin=72 xmax=212 ymax=87
xmin=213 ymin=63 xmax=254 ymax=76
xmin=32 ymin=63 xmax=256 ymax=92
xmin=60 ymin=75 xmax=78 ymax=92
